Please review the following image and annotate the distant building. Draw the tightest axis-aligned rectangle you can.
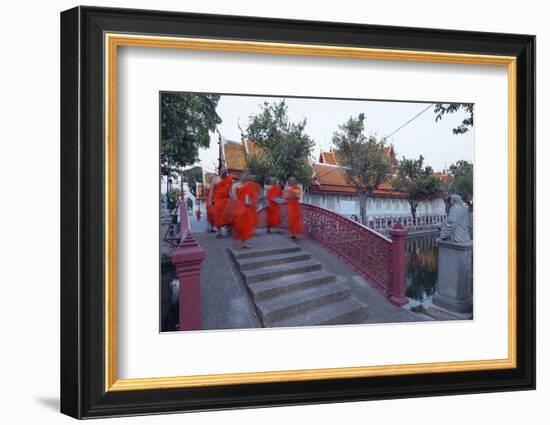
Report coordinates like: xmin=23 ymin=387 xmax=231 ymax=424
xmin=307 ymin=148 xmax=446 ymax=219
xmin=204 ymin=137 xmax=447 ymax=220
xmin=222 ymin=138 xmax=262 ymax=179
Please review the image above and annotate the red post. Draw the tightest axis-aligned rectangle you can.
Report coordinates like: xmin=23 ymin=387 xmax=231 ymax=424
xmin=171 ymin=232 xmax=206 ymax=330
xmin=389 ymin=223 xmax=409 ymax=307
xmin=179 ymin=199 xmax=189 ymax=237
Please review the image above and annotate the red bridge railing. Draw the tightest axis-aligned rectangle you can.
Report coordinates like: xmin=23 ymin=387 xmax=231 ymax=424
xmin=258 ymin=203 xmax=409 ymax=306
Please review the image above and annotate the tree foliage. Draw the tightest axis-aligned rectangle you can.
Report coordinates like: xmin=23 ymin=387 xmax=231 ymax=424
xmin=160 ymin=93 xmax=222 ymax=176
xmin=167 ymin=188 xmax=181 ymax=212
xmin=434 ymin=103 xmax=474 ymax=134
xmin=447 ymin=160 xmax=473 ymax=208
xmin=393 ymin=155 xmax=442 ymax=219
xmin=245 ymin=100 xmax=314 ymax=185
xmin=332 ymin=113 xmax=393 ymax=223
xmin=245 ymin=154 xmax=277 ymax=185
xmin=181 ymin=166 xmax=203 ymax=197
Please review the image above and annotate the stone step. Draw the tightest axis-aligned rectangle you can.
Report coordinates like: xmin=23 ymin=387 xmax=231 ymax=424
xmin=270 ymin=296 xmax=369 ymax=328
xmin=242 ymin=259 xmax=322 ymax=284
xmin=237 ymin=251 xmax=311 ymax=271
xmin=256 ymin=282 xmax=351 ymax=326
xmin=248 ymin=271 xmax=337 ymax=301
xmin=230 ymin=245 xmax=301 ymax=260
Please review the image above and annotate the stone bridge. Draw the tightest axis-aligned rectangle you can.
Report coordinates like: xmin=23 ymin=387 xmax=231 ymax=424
xmin=167 ymin=202 xmax=428 ymax=331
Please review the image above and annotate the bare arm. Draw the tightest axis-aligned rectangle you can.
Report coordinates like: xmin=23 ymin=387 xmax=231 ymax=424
xmin=230 ymin=182 xmax=240 ymax=198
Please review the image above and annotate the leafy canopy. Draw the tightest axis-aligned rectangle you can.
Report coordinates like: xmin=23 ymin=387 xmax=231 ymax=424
xmin=393 ymin=155 xmax=442 ymax=218
xmin=245 ymin=100 xmax=314 ymax=185
xmin=160 ymin=92 xmax=222 ymax=175
xmin=447 ymin=160 xmax=473 ymax=207
xmin=434 ymin=103 xmax=474 ymax=134
xmin=181 ymin=166 xmax=204 ymax=197
xmin=332 ymin=113 xmax=393 ymax=194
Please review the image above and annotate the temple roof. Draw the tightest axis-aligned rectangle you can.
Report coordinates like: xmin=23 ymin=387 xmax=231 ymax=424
xmin=319 ymin=150 xmax=339 ymax=165
xmin=222 ymin=139 xmax=263 ymax=174
xmin=311 ymin=163 xmax=355 ymax=193
xmin=432 ymin=171 xmax=450 ymax=183
xmin=218 ymin=138 xmax=445 ymax=198
xmin=223 ymin=141 xmax=247 ymax=172
xmin=318 ymin=146 xmax=397 ymax=168
xmin=311 ymin=162 xmax=405 ymax=196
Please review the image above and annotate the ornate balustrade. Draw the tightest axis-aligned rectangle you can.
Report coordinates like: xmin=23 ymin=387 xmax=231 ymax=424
xmin=367 ymin=214 xmax=447 ymax=235
xmin=258 ymin=203 xmax=408 ymax=305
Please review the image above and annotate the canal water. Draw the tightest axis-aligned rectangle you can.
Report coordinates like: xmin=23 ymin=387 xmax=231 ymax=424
xmin=405 ymin=234 xmax=439 ymax=301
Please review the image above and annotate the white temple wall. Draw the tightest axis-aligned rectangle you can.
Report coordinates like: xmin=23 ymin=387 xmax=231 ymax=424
xmin=303 ymin=192 xmax=446 ymax=218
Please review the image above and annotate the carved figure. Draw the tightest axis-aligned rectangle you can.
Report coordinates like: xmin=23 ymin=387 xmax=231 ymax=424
xmin=440 ymin=194 xmax=471 ymax=243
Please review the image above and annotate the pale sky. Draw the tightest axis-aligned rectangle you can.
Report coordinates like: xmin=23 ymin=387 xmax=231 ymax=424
xmin=194 ymin=94 xmax=474 ymax=174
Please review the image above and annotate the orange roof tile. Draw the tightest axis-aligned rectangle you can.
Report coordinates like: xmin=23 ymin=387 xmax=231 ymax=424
xmin=313 ymin=163 xmax=349 ymax=186
xmin=223 ymin=142 xmax=247 ymax=171
xmin=311 ymin=163 xmax=356 ymax=194
xmin=245 ymin=139 xmax=263 ymax=157
xmin=311 ymin=163 xmax=406 ymax=197
xmin=371 ymin=188 xmax=405 ymax=197
xmin=223 ymin=139 xmax=264 ymax=172
xmin=320 ymin=146 xmax=396 ymax=167
xmin=333 ymin=150 xmax=344 ymax=165
xmin=319 ymin=149 xmax=344 ymax=165
xmin=432 ymin=171 xmax=450 ymax=183
xmin=320 ymin=151 xmax=337 ymax=165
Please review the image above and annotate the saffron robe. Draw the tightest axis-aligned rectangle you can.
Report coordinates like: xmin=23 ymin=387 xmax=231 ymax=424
xmin=284 ymin=184 xmax=303 ymax=236
xmin=212 ymin=175 xmax=233 ymax=228
xmin=221 ymin=183 xmax=239 ymax=227
xmin=266 ymin=184 xmax=282 ymax=228
xmin=233 ymin=181 xmax=259 ymax=241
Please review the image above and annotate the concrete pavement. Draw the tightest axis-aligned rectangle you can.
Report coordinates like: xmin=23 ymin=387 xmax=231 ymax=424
xmin=191 ymin=218 xmax=428 ymax=330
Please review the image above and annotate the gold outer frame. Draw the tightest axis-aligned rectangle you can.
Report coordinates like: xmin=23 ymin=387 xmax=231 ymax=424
xmin=104 ymin=33 xmax=517 ymax=392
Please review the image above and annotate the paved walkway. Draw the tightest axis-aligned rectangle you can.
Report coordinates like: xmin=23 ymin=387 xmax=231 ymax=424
xmin=191 ymin=216 xmax=428 ymax=330
xmin=194 ymin=230 xmax=262 ymax=330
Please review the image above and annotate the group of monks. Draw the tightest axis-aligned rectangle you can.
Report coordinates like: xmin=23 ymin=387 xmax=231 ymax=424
xmin=206 ymin=168 xmax=303 ymax=249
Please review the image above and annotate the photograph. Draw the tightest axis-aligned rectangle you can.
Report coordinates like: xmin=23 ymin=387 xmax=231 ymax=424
xmin=57 ymin=5 xmax=536 ymax=419
xmin=159 ymin=92 xmax=475 ymax=332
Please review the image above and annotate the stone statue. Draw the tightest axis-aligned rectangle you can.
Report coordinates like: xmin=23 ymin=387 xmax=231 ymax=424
xmin=440 ymin=194 xmax=471 ymax=243
xmin=433 ymin=194 xmax=473 ymax=314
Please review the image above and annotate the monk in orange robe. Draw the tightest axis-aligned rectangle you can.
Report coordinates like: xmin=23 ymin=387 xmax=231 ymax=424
xmin=233 ymin=173 xmax=259 ymax=248
xmin=221 ymin=172 xmax=245 ymax=230
xmin=208 ymin=168 xmax=233 ymax=238
xmin=283 ymin=176 xmax=303 ymax=239
xmin=266 ymin=177 xmax=281 ymax=233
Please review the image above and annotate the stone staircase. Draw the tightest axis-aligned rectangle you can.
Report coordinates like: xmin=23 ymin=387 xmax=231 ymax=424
xmin=229 ymin=242 xmax=368 ymax=328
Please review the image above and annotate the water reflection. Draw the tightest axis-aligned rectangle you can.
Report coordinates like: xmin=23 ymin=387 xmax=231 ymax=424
xmin=405 ymin=235 xmax=438 ymax=301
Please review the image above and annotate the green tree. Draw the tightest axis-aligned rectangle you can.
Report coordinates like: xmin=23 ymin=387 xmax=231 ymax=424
xmin=393 ymin=155 xmax=442 ymax=220
xmin=245 ymin=100 xmax=314 ymax=185
xmin=434 ymin=103 xmax=474 ymax=134
xmin=447 ymin=160 xmax=473 ymax=209
xmin=167 ymin=188 xmax=181 ymax=212
xmin=160 ymin=92 xmax=222 ymax=177
xmin=246 ymin=154 xmax=276 ymax=185
xmin=181 ymin=166 xmax=203 ymax=197
xmin=332 ymin=113 xmax=393 ymax=224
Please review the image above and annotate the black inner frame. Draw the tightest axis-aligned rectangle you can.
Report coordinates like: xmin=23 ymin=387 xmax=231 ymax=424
xmin=60 ymin=6 xmax=535 ymax=419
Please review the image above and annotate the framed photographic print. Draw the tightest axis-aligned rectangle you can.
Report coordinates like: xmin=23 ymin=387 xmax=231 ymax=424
xmin=60 ymin=6 xmax=535 ymax=419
